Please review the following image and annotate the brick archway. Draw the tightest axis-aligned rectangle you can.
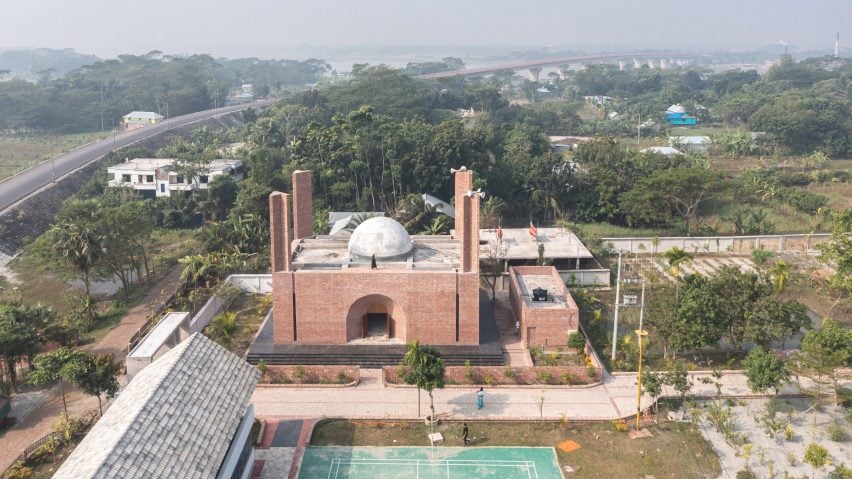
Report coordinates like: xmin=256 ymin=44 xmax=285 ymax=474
xmin=345 ymin=294 xmax=407 ymax=342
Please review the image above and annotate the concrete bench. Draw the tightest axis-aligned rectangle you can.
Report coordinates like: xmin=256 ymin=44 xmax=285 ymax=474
xmin=428 ymin=432 xmax=444 ymax=446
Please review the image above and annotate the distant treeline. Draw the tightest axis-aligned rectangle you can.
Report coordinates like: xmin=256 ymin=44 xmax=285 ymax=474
xmin=0 ymin=53 xmax=330 ymax=133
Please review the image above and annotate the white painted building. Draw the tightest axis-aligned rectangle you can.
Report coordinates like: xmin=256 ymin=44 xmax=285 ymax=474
xmin=107 ymin=158 xmax=243 ymax=197
xmin=121 ymin=111 xmax=164 ymax=131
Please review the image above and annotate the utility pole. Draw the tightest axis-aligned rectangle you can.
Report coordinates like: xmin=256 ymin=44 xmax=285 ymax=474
xmin=637 ymin=111 xmax=641 ymax=147
xmin=611 ymin=251 xmax=623 ymax=361
xmin=635 ymin=329 xmax=648 ymax=430
xmin=638 ymin=280 xmax=646 ymax=331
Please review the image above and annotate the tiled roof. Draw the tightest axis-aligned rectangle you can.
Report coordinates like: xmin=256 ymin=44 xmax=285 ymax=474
xmin=54 ymin=333 xmax=259 ymax=479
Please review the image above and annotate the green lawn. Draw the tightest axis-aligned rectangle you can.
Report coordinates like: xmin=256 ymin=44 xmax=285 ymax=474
xmin=0 ymin=131 xmax=110 ymax=180
xmin=311 ymin=419 xmax=721 ymax=479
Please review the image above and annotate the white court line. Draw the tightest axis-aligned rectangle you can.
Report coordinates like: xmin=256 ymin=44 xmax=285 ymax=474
xmin=325 ymin=458 xmax=544 ymax=478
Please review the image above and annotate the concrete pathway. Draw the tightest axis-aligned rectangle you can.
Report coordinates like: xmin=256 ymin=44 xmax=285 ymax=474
xmin=493 ymin=299 xmax=531 ymax=367
xmin=251 ymin=370 xmax=816 ymax=423
xmin=0 ymin=267 xmax=181 ymax=473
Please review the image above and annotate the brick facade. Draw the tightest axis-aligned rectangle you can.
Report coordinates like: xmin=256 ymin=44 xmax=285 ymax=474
xmin=292 ymin=170 xmax=313 ymax=240
xmin=508 ymin=266 xmax=579 ymax=348
xmin=269 ymin=169 xmax=482 ymax=347
xmin=271 ymin=269 xmax=479 ymax=345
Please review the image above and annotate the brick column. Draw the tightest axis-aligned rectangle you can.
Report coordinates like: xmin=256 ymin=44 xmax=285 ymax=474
xmin=269 ymin=192 xmax=291 ymax=272
xmin=467 ymin=193 xmax=480 ymax=274
xmin=453 ymin=170 xmax=473 ymax=269
xmin=292 ymin=170 xmax=313 ymax=240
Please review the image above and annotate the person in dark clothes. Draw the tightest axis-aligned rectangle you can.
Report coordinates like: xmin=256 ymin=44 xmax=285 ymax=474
xmin=371 ymin=254 xmax=377 ymax=269
xmin=462 ymin=422 xmax=470 ymax=445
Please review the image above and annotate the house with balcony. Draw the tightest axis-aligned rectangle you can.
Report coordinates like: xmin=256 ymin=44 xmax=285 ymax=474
xmin=107 ymin=158 xmax=243 ymax=197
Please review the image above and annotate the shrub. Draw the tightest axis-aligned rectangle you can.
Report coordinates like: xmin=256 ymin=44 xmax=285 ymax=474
xmin=736 ymin=470 xmax=756 ymax=479
xmin=827 ymin=423 xmax=847 ymax=442
xmin=536 ymin=370 xmax=553 ymax=384
xmin=612 ymin=420 xmax=628 ymax=432
xmin=751 ymin=247 xmax=775 ymax=266
xmin=547 ymin=352 xmax=559 ymax=366
xmin=587 ymin=365 xmax=597 ymax=379
xmin=395 ymin=364 xmax=407 ymax=382
xmin=530 ymin=346 xmax=543 ymax=361
xmin=4 ymin=463 xmax=33 ymax=479
xmin=294 ymin=365 xmax=306 ymax=383
xmin=561 ymin=372 xmax=573 ymax=385
xmin=567 ymin=332 xmax=586 ymax=354
xmin=337 ymin=371 xmax=349 ymax=384
xmin=503 ymin=366 xmax=515 ymax=378
xmin=484 ymin=375 xmax=497 ymax=386
xmin=463 ymin=360 xmax=474 ymax=383
xmin=784 ymin=424 xmax=795 ymax=441
xmin=256 ymin=360 xmax=268 ymax=378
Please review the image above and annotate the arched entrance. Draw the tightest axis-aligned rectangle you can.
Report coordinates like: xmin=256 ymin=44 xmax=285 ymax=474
xmin=345 ymin=294 xmax=406 ymax=342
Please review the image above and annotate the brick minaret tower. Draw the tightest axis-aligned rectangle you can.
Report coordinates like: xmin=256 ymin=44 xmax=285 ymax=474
xmin=292 ymin=170 xmax=313 ymax=240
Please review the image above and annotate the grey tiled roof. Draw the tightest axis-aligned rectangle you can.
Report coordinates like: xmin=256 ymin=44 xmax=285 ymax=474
xmin=54 ymin=333 xmax=259 ymax=479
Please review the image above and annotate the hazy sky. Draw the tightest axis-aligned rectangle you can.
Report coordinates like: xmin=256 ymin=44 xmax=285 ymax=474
xmin=1 ymin=0 xmax=850 ymax=58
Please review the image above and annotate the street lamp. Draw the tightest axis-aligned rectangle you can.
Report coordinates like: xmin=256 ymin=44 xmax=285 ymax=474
xmin=635 ymin=329 xmax=648 ymax=430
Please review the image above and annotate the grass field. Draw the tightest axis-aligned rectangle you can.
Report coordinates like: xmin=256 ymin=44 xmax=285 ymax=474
xmin=0 ymin=131 xmax=110 ymax=180
xmin=311 ymin=420 xmax=721 ymax=479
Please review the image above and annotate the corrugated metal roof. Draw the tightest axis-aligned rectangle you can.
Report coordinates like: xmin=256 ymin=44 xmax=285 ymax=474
xmin=53 ymin=333 xmax=259 ymax=479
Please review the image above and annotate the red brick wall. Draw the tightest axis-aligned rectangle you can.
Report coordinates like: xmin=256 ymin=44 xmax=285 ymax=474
xmin=269 ymin=192 xmax=291 ymax=272
xmin=384 ymin=365 xmax=602 ymax=386
xmin=272 ymin=269 xmax=480 ymax=345
xmin=508 ymin=266 xmax=579 ymax=349
xmin=292 ymin=170 xmax=313 ymax=240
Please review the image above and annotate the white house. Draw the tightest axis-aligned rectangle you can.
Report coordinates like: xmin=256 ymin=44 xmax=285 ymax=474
xmin=640 ymin=146 xmax=683 ymax=156
xmin=121 ymin=111 xmax=164 ymax=131
xmin=669 ymin=135 xmax=712 ymax=154
xmin=107 ymin=158 xmax=243 ymax=197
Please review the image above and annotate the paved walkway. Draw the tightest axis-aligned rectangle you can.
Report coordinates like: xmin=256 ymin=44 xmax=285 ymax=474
xmin=251 ymin=369 xmax=815 ymax=422
xmin=0 ymin=267 xmax=181 ymax=473
xmin=493 ymin=299 xmax=531 ymax=367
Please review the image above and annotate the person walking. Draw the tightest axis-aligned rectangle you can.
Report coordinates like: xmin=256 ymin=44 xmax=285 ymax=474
xmin=462 ymin=422 xmax=470 ymax=445
xmin=514 ymin=320 xmax=520 ymax=336
xmin=476 ymin=387 xmax=485 ymax=409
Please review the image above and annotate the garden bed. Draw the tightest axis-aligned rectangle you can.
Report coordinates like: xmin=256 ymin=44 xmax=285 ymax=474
xmin=257 ymin=365 xmax=359 ymax=386
xmin=383 ymin=364 xmax=601 ymax=387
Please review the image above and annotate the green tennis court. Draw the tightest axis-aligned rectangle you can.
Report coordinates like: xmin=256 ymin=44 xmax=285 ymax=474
xmin=298 ymin=446 xmax=564 ymax=479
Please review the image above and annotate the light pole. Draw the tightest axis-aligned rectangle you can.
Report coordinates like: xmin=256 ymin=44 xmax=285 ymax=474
xmin=635 ymin=329 xmax=648 ymax=430
xmin=611 ymin=251 xmax=623 ymax=361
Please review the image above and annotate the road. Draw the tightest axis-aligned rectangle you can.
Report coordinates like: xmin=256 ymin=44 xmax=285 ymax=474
xmin=0 ymin=100 xmax=273 ymax=214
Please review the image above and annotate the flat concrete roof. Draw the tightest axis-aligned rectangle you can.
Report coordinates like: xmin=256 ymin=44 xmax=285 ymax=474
xmin=128 ymin=312 xmax=188 ymax=359
xmin=292 ymin=235 xmax=460 ymax=270
xmin=479 ymin=227 xmax=593 ymax=260
xmin=515 ymin=274 xmax=569 ymax=309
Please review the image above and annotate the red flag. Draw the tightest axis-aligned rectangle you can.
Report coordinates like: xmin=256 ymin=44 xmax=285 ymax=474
xmin=497 ymin=224 xmax=503 ymax=241
xmin=528 ymin=222 xmax=537 ymax=239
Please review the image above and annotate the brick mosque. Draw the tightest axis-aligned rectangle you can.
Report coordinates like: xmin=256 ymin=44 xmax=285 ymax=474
xmin=250 ymin=168 xmax=579 ymax=366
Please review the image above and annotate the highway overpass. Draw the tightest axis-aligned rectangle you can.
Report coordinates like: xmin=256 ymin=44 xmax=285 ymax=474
xmin=417 ymin=52 xmax=703 ymax=80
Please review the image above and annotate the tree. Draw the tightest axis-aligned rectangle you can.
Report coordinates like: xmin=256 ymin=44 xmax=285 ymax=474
xmin=663 ymin=247 xmax=694 ymax=279
xmin=28 ymin=348 xmax=88 ymax=416
xmin=794 ymin=319 xmax=852 ymax=406
xmin=401 ymin=340 xmax=444 ymax=430
xmin=0 ymin=311 xmax=39 ymax=392
xmin=567 ymin=331 xmax=586 ymax=355
xmin=664 ymin=361 xmax=692 ymax=400
xmin=803 ymin=443 xmax=830 ymax=479
xmin=743 ymin=347 xmax=790 ymax=395
xmin=480 ymin=238 xmax=507 ymax=301
xmin=769 ymin=260 xmax=791 ymax=292
xmin=207 ymin=312 xmax=239 ymax=350
xmin=621 ymin=168 xmax=724 ymax=233
xmin=76 ymin=353 xmax=121 ymax=416
xmin=48 ymin=199 xmax=106 ymax=322
xmin=817 ymin=208 xmax=851 ymax=295
xmin=641 ymin=370 xmax=664 ymax=411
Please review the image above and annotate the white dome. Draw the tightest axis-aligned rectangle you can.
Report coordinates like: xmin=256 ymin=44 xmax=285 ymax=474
xmin=348 ymin=217 xmax=413 ymax=260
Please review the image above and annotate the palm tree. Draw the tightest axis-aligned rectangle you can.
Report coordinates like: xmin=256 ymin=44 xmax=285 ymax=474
xmin=769 ymin=260 xmax=791 ymax=293
xmin=393 ymin=194 xmax=437 ymax=233
xmin=663 ymin=247 xmax=694 ymax=279
xmin=420 ymin=216 xmax=450 ymax=235
xmin=51 ymin=201 xmax=106 ymax=321
xmin=208 ymin=312 xmax=239 ymax=350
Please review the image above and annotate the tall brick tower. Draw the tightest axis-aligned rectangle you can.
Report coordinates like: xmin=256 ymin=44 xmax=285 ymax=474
xmin=292 ymin=170 xmax=313 ymax=240
xmin=453 ymin=168 xmax=480 ymax=343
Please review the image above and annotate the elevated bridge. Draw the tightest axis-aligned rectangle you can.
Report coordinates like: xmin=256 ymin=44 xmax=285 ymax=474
xmin=417 ymin=51 xmax=703 ymax=81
